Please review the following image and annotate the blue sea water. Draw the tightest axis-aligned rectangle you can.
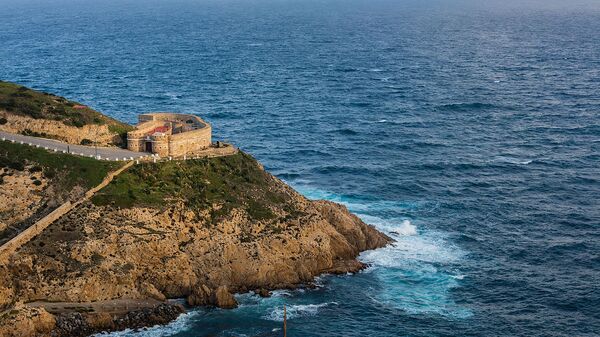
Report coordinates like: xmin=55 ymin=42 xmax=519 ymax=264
xmin=1 ymin=0 xmax=600 ymax=336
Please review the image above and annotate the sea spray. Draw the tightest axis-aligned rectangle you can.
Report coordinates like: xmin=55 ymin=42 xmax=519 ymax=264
xmin=294 ymin=185 xmax=470 ymax=318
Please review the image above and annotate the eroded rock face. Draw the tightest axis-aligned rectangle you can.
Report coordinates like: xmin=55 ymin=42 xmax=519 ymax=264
xmin=187 ymin=284 xmax=212 ymax=306
xmin=0 ymin=307 xmax=55 ymax=337
xmin=2 ymin=196 xmax=389 ymax=311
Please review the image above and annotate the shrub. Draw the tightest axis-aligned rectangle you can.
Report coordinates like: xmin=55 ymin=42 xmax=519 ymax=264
xmin=0 ymin=117 xmax=7 ymax=125
xmin=80 ymin=139 xmax=93 ymax=145
xmin=43 ymin=169 xmax=56 ymax=179
xmin=7 ymin=161 xmax=24 ymax=171
xmin=71 ymin=119 xmax=85 ymax=128
xmin=33 ymin=179 xmax=42 ymax=186
xmin=29 ymin=165 xmax=43 ymax=173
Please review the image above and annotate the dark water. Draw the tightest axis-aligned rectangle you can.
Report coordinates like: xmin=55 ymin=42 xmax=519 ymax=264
xmin=1 ymin=0 xmax=599 ymax=336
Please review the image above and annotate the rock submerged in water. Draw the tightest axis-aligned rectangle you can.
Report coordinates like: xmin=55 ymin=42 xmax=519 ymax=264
xmin=255 ymin=288 xmax=272 ymax=298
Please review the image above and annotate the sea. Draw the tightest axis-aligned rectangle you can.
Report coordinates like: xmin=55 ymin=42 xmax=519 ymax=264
xmin=0 ymin=0 xmax=599 ymax=336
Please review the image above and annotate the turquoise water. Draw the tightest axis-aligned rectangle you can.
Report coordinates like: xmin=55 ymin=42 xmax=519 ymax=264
xmin=1 ymin=0 xmax=599 ymax=335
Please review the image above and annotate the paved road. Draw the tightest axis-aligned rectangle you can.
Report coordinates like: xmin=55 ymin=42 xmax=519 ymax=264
xmin=0 ymin=130 xmax=149 ymax=161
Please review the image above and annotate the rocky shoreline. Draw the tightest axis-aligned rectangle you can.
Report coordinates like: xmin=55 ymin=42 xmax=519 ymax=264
xmin=51 ymin=303 xmax=184 ymax=337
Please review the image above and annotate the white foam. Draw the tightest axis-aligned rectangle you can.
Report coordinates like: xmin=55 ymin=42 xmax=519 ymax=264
xmin=93 ymin=311 xmax=197 ymax=337
xmin=360 ymin=230 xmax=463 ymax=267
xmin=391 ymin=220 xmax=418 ymax=236
xmin=493 ymin=155 xmax=533 ymax=165
xmin=274 ymin=185 xmax=470 ymax=318
xmin=263 ymin=302 xmax=337 ymax=321
xmin=164 ymin=92 xmax=181 ymax=100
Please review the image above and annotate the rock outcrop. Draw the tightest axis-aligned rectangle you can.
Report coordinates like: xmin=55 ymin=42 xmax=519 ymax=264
xmin=213 ymin=286 xmax=238 ymax=309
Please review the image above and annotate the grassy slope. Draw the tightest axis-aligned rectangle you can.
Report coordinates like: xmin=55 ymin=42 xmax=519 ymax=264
xmin=0 ymin=140 xmax=121 ymax=192
xmin=0 ymin=80 xmax=133 ymax=135
xmin=92 ymin=152 xmax=300 ymax=224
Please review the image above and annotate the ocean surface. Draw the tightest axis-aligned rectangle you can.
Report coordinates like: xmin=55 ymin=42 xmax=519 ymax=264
xmin=1 ymin=0 xmax=599 ymax=336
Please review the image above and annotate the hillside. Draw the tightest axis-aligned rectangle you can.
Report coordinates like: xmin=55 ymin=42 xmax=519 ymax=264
xmin=0 ymin=140 xmax=120 ymax=246
xmin=0 ymin=81 xmax=133 ymax=146
xmin=0 ymin=149 xmax=391 ymax=337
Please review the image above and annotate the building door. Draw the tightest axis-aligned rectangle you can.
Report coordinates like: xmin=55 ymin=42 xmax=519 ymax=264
xmin=145 ymin=141 xmax=153 ymax=153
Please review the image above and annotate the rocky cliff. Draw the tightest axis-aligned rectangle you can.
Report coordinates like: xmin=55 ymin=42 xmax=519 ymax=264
xmin=0 ymin=151 xmax=391 ymax=336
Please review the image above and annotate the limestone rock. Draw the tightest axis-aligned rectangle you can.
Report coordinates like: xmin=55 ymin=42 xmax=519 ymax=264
xmin=0 ymin=307 xmax=55 ymax=337
xmin=187 ymin=284 xmax=212 ymax=306
xmin=140 ymin=282 xmax=166 ymax=302
xmin=212 ymin=285 xmax=238 ymax=309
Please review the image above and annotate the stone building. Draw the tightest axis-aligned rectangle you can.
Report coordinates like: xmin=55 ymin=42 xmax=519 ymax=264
xmin=127 ymin=113 xmax=212 ymax=157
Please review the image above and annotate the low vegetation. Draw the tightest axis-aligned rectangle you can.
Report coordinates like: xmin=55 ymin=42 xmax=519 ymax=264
xmin=92 ymin=152 xmax=295 ymax=223
xmin=0 ymin=80 xmax=133 ymax=132
xmin=0 ymin=140 xmax=120 ymax=192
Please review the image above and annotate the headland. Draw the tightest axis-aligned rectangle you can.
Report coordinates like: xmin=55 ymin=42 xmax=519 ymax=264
xmin=0 ymin=82 xmax=391 ymax=337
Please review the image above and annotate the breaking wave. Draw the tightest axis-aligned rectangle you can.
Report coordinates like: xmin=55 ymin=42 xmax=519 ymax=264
xmin=294 ymin=185 xmax=471 ymax=318
xmin=263 ymin=302 xmax=338 ymax=321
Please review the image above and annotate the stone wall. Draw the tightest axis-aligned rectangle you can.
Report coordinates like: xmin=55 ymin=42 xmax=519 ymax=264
xmin=152 ymin=134 xmax=170 ymax=157
xmin=126 ymin=121 xmax=163 ymax=152
xmin=167 ymin=125 xmax=212 ymax=157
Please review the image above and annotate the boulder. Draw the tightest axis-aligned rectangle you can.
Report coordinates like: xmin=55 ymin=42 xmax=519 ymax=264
xmin=255 ymin=288 xmax=271 ymax=298
xmin=212 ymin=286 xmax=238 ymax=309
xmin=187 ymin=284 xmax=212 ymax=306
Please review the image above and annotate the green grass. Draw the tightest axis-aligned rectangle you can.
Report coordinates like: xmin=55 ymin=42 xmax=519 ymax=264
xmin=92 ymin=152 xmax=293 ymax=223
xmin=0 ymin=140 xmax=121 ymax=191
xmin=0 ymin=80 xmax=133 ymax=133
